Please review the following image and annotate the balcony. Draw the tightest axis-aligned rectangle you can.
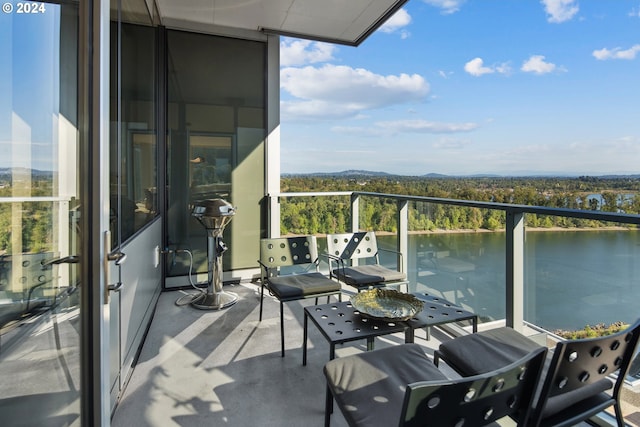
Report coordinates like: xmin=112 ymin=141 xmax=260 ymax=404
xmin=110 ymin=190 xmax=640 ymax=426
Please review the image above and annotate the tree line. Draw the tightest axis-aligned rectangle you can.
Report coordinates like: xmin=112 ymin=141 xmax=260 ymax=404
xmin=280 ymin=175 xmax=640 ymax=235
xmin=1 ymin=175 xmax=638 ymax=254
xmin=0 ymin=178 xmax=56 ymax=255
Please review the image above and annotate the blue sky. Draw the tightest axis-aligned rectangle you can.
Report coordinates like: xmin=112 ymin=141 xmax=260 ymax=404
xmin=279 ymin=0 xmax=640 ymax=176
xmin=1 ymin=7 xmax=59 ymax=171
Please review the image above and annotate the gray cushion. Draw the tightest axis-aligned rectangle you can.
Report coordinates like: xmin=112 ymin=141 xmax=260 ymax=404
xmin=268 ymin=272 xmax=340 ymax=299
xmin=324 ymin=343 xmax=446 ymax=427
xmin=438 ymin=326 xmax=541 ymax=374
xmin=333 ymin=264 xmax=405 ymax=286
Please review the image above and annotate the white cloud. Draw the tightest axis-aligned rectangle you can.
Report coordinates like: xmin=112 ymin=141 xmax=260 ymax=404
xmin=330 ymin=126 xmax=387 ymax=137
xmin=464 ymin=58 xmax=494 ymax=76
xmin=433 ymin=137 xmax=473 ymax=150
xmin=331 ymin=119 xmax=479 ymax=138
xmin=610 ymin=135 xmax=640 ymax=148
xmin=379 ymin=8 xmax=412 ymax=35
xmin=592 ymin=45 xmax=640 ymax=60
xmin=280 ymin=39 xmax=336 ymax=67
xmin=464 ymin=58 xmax=511 ymax=76
xmin=281 ymin=99 xmax=353 ymax=120
xmin=629 ymin=6 xmax=640 ymax=18
xmin=495 ymin=63 xmax=513 ymax=75
xmin=376 ymin=119 xmax=479 ymax=134
xmin=422 ymin=0 xmax=465 ymax=15
xmin=521 ymin=55 xmax=559 ymax=74
xmin=541 ymin=0 xmax=579 ymax=23
xmin=281 ymin=64 xmax=430 ymax=119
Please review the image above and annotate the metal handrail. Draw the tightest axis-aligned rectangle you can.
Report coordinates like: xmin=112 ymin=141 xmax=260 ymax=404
xmin=278 ymin=191 xmax=640 ymax=225
xmin=0 ymin=196 xmax=71 ymax=203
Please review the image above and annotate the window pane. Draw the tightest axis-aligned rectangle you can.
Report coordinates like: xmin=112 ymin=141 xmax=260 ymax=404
xmin=110 ymin=23 xmax=157 ymax=247
xmin=166 ymin=31 xmax=265 ymax=280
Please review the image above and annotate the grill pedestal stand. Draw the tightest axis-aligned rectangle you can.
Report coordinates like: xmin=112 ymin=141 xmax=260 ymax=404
xmin=191 ymin=198 xmax=238 ymax=310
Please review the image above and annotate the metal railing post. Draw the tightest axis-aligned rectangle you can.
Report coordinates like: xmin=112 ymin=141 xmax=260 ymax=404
xmin=505 ymin=210 xmax=525 ymax=331
xmin=268 ymin=194 xmax=280 ymax=238
xmin=397 ymin=199 xmax=409 ymax=276
xmin=350 ymin=193 xmax=360 ymax=233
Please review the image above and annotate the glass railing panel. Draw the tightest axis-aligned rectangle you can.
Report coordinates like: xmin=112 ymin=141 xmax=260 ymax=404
xmin=524 ymin=224 xmax=640 ymax=382
xmin=0 ymin=199 xmax=76 ymax=317
xmin=275 ymin=191 xmax=639 ymax=335
xmin=404 ymin=202 xmax=507 ymax=323
xmin=524 ymin=224 xmax=640 ymax=333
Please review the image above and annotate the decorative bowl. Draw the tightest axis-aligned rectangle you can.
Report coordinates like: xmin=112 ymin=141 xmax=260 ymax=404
xmin=351 ymin=289 xmax=424 ymax=321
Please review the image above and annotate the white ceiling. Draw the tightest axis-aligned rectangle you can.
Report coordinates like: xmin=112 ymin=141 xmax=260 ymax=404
xmin=152 ymin=0 xmax=409 ymax=45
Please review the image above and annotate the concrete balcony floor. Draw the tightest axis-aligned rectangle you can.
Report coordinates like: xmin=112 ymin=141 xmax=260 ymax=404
xmin=111 ymin=283 xmax=451 ymax=426
xmin=111 ymin=283 xmax=634 ymax=427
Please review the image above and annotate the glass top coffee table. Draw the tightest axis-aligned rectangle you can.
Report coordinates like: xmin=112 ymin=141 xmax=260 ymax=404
xmin=303 ymin=292 xmax=477 ymax=365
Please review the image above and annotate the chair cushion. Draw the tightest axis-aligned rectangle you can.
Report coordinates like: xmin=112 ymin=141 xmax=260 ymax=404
xmin=267 ymin=272 xmax=341 ymax=299
xmin=438 ymin=327 xmax=541 ymax=375
xmin=324 ymin=344 xmax=446 ymax=427
xmin=438 ymin=327 xmax=614 ymax=421
xmin=332 ymin=265 xmax=406 ymax=287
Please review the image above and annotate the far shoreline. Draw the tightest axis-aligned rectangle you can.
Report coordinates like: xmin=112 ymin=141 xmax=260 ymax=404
xmin=378 ymin=225 xmax=636 ymax=236
xmin=298 ymin=226 xmax=637 ymax=238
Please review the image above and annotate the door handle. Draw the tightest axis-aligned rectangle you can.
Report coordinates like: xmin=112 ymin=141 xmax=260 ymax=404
xmin=107 ymin=281 xmax=123 ymax=292
xmin=104 ymin=231 xmax=126 ymax=303
xmin=108 ymin=251 xmax=127 ymax=266
xmin=107 ymin=250 xmax=126 ymax=293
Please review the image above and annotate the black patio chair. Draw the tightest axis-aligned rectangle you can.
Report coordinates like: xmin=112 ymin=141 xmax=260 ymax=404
xmin=435 ymin=318 xmax=640 ymax=427
xmin=325 ymin=231 xmax=407 ymax=292
xmin=324 ymin=342 xmax=547 ymax=427
xmin=258 ymin=236 xmax=342 ymax=357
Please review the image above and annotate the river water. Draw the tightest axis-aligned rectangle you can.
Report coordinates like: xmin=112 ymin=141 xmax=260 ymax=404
xmin=376 ymin=230 xmax=640 ymax=332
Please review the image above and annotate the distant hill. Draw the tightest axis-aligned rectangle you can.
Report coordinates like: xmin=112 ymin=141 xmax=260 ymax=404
xmin=284 ymin=170 xmax=394 ymax=177
xmin=0 ymin=168 xmax=54 ymax=180
xmin=284 ymin=170 xmax=640 ymax=179
xmin=284 ymin=170 xmax=511 ymax=178
xmin=422 ymin=173 xmax=450 ymax=178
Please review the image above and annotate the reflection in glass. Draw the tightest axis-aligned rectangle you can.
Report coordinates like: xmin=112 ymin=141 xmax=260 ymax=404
xmin=166 ymin=31 xmax=266 ymax=280
xmin=0 ymin=2 xmax=81 ymax=425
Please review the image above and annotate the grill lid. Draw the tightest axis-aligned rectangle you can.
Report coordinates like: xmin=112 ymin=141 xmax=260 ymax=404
xmin=191 ymin=198 xmax=235 ymax=229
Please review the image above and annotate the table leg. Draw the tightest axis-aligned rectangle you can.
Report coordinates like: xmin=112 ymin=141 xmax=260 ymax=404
xmin=366 ymin=337 xmax=374 ymax=351
xmin=327 ymin=342 xmax=336 ymax=415
xmin=405 ymin=327 xmax=415 ymax=343
xmin=472 ymin=316 xmax=478 ymax=333
xmin=303 ymin=311 xmax=308 ymax=366
xmin=280 ymin=301 xmax=285 ymax=357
